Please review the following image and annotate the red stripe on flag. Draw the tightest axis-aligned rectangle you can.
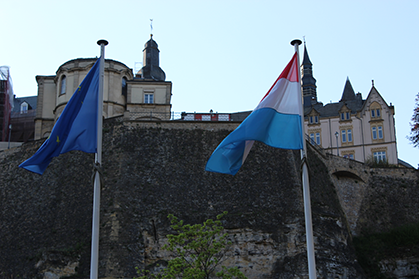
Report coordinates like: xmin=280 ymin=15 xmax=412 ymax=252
xmin=260 ymin=52 xmax=299 ymax=102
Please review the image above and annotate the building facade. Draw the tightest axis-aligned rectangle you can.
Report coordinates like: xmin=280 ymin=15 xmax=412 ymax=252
xmin=302 ymin=44 xmax=398 ymax=165
xmin=30 ymin=36 xmax=399 ymax=166
xmin=34 ymin=35 xmax=172 ymax=140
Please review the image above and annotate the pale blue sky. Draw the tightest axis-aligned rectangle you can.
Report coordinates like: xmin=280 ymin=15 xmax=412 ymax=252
xmin=2 ymin=0 xmax=419 ymax=167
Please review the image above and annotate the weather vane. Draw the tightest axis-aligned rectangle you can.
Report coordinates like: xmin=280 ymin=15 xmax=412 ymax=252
xmin=150 ymin=19 xmax=153 ymax=35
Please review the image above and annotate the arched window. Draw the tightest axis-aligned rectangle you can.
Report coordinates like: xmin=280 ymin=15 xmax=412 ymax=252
xmin=60 ymin=75 xmax=67 ymax=95
xmin=20 ymin=102 xmax=28 ymax=114
xmin=122 ymin=77 xmax=127 ymax=98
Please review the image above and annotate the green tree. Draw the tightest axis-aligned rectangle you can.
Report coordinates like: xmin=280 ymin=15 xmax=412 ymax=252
xmin=135 ymin=211 xmax=247 ymax=279
xmin=409 ymin=92 xmax=419 ymax=147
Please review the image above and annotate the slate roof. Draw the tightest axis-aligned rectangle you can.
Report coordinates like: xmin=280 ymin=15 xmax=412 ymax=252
xmin=12 ymin=96 xmax=37 ymax=112
xmin=305 ymin=78 xmax=364 ymax=118
xmin=302 ymin=44 xmax=313 ymax=66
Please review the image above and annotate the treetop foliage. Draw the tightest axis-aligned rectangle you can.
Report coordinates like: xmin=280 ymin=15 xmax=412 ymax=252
xmin=135 ymin=211 xmax=247 ymax=279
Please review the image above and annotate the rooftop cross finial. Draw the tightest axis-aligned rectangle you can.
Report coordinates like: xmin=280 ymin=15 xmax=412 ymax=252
xmin=150 ymin=19 xmax=153 ymax=36
xmin=372 ymin=79 xmax=374 ymax=87
xmin=303 ymin=35 xmax=306 ymax=45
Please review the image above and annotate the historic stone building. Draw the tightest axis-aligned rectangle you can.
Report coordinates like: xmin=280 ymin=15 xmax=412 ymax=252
xmin=31 ymin=37 xmax=399 ymax=166
xmin=34 ymin=35 xmax=172 ymax=140
xmin=301 ymin=44 xmax=398 ymax=165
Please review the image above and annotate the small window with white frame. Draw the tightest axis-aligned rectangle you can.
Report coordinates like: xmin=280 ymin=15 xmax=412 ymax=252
xmin=371 ymin=108 xmax=381 ymax=118
xmin=20 ymin=102 xmax=28 ymax=114
xmin=315 ymin=132 xmax=320 ymax=145
xmin=373 ymin=151 xmax=386 ymax=162
xmin=310 ymin=133 xmax=315 ymax=144
xmin=309 ymin=129 xmax=321 ymax=146
xmin=341 ymin=130 xmax=347 ymax=143
xmin=342 ymin=153 xmax=355 ymax=160
xmin=370 ymin=102 xmax=382 ymax=119
xmin=372 ymin=126 xmax=377 ymax=140
xmin=340 ymin=128 xmax=353 ymax=144
xmin=144 ymin=93 xmax=154 ymax=104
xmin=309 ymin=115 xmax=319 ymax=124
xmin=378 ymin=126 xmax=383 ymax=139
xmin=371 ymin=125 xmax=383 ymax=140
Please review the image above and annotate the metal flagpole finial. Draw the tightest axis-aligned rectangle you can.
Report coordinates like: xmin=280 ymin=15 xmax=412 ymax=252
xmin=290 ymin=39 xmax=302 ymax=46
xmin=97 ymin=39 xmax=109 ymax=46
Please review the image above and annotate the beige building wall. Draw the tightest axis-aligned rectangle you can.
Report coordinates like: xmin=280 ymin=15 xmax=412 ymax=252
xmin=125 ymin=80 xmax=172 ymax=121
xmin=305 ymin=87 xmax=398 ymax=165
xmin=34 ymin=58 xmax=172 ymax=140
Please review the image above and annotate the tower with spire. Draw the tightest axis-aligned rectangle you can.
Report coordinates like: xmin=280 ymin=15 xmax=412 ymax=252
xmin=302 ymin=43 xmax=399 ymax=166
xmin=136 ymin=34 xmax=166 ymax=81
xmin=33 ymin=33 xmax=173 ymax=141
xmin=126 ymin=33 xmax=172 ymax=120
xmin=301 ymin=43 xmax=317 ymax=107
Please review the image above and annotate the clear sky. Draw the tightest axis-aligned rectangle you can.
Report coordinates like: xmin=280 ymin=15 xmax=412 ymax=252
xmin=2 ymin=0 xmax=419 ymax=167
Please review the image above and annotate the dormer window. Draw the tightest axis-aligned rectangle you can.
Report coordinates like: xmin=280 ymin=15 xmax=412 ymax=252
xmin=60 ymin=75 xmax=66 ymax=95
xmin=341 ymin=112 xmax=350 ymax=120
xmin=20 ymin=102 xmax=28 ymax=114
xmin=340 ymin=110 xmax=351 ymax=121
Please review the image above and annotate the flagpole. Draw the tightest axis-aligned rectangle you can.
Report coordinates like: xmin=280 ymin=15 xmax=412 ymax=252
xmin=90 ymin=39 xmax=108 ymax=279
xmin=291 ymin=39 xmax=317 ymax=279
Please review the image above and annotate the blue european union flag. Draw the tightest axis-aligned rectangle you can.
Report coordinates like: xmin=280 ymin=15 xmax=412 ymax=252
xmin=19 ymin=58 xmax=101 ymax=174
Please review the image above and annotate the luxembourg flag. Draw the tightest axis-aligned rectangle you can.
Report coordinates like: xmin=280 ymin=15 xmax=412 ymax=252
xmin=205 ymin=52 xmax=303 ymax=175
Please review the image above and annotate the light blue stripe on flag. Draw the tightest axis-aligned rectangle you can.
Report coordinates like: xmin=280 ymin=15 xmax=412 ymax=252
xmin=205 ymin=108 xmax=302 ymax=175
xmin=205 ymin=52 xmax=303 ymax=175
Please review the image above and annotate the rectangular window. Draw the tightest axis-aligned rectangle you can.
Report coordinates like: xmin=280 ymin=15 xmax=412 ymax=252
xmin=372 ymin=127 xmax=377 ymax=139
xmin=316 ymin=132 xmax=320 ymax=145
xmin=376 ymin=109 xmax=380 ymax=117
xmin=371 ymin=109 xmax=375 ymax=117
xmin=310 ymin=133 xmax=315 ymax=144
xmin=342 ymin=130 xmax=346 ymax=143
xmin=341 ymin=113 xmax=345 ymax=120
xmin=315 ymin=115 xmax=318 ymax=123
xmin=310 ymin=116 xmax=313 ymax=124
xmin=201 ymin=115 xmax=211 ymax=121
xmin=60 ymin=76 xmax=66 ymax=95
xmin=374 ymin=151 xmax=386 ymax=162
xmin=378 ymin=126 xmax=383 ymax=139
xmin=343 ymin=154 xmax=354 ymax=160
xmin=346 ymin=112 xmax=350 ymax=120
xmin=347 ymin=129 xmax=352 ymax=142
xmin=144 ymin=94 xmax=154 ymax=104
xmin=20 ymin=103 xmax=28 ymax=114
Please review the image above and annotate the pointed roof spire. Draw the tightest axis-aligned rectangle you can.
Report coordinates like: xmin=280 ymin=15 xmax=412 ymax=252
xmin=301 ymin=42 xmax=317 ymax=106
xmin=340 ymin=77 xmax=356 ymax=102
xmin=302 ymin=42 xmax=313 ymax=66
